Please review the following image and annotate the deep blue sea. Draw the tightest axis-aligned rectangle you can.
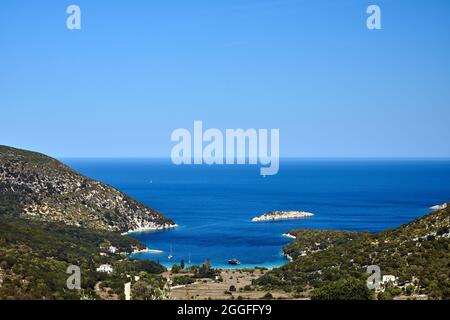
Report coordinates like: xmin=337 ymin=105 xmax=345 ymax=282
xmin=63 ymin=159 xmax=450 ymax=269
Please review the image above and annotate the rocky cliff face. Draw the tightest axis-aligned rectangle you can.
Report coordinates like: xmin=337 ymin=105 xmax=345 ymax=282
xmin=0 ymin=146 xmax=176 ymax=233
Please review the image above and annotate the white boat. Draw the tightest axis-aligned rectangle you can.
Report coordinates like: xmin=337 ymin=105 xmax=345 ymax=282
xmin=228 ymin=258 xmax=241 ymax=265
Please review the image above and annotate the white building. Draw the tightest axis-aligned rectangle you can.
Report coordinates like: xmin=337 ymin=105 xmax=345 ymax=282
xmin=108 ymin=246 xmax=118 ymax=254
xmin=96 ymin=264 xmax=113 ymax=273
xmin=382 ymin=275 xmax=397 ymax=285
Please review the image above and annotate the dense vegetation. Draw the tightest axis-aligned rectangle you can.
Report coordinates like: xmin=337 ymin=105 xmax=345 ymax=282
xmin=0 ymin=215 xmax=166 ymax=300
xmin=256 ymin=205 xmax=450 ymax=300
xmin=311 ymin=277 xmax=373 ymax=300
xmin=0 ymin=145 xmax=178 ymax=300
xmin=283 ymin=229 xmax=366 ymax=260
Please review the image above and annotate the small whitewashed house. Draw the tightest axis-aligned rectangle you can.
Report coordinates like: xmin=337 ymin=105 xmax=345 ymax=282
xmin=108 ymin=246 xmax=118 ymax=254
xmin=382 ymin=275 xmax=397 ymax=285
xmin=96 ymin=264 xmax=113 ymax=273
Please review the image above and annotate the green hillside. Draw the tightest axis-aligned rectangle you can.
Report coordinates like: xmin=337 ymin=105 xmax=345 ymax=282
xmin=256 ymin=205 xmax=450 ymax=300
xmin=0 ymin=215 xmax=166 ymax=300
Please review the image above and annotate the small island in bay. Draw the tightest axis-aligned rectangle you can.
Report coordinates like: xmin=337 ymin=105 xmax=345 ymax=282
xmin=252 ymin=211 xmax=314 ymax=222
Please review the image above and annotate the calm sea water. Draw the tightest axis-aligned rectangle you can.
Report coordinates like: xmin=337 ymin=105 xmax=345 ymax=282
xmin=63 ymin=159 xmax=450 ymax=269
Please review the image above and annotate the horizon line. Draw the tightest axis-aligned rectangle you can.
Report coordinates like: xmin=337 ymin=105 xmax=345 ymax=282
xmin=57 ymin=156 xmax=450 ymax=160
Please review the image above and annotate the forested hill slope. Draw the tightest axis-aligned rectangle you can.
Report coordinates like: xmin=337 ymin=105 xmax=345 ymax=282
xmin=256 ymin=205 xmax=450 ymax=300
xmin=0 ymin=215 xmax=167 ymax=300
xmin=0 ymin=145 xmax=176 ymax=233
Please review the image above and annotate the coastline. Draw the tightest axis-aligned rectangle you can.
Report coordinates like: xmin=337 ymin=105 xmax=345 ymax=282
xmin=132 ymin=248 xmax=164 ymax=254
xmin=127 ymin=203 xmax=447 ymax=274
xmin=122 ymin=223 xmax=178 ymax=236
xmin=65 ymin=158 xmax=450 ymax=273
xmin=430 ymin=202 xmax=448 ymax=211
xmin=163 ymin=262 xmax=282 ymax=271
xmin=282 ymin=232 xmax=297 ymax=239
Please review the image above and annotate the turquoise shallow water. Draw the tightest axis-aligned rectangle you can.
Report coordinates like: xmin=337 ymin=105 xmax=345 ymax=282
xmin=63 ymin=158 xmax=450 ymax=269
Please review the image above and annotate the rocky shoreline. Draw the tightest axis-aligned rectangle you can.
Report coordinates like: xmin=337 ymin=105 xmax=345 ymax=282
xmin=430 ymin=202 xmax=448 ymax=211
xmin=123 ymin=223 xmax=178 ymax=235
xmin=282 ymin=232 xmax=297 ymax=239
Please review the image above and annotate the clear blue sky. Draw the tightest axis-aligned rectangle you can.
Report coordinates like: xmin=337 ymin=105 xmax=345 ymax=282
xmin=1 ymin=0 xmax=449 ymax=158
